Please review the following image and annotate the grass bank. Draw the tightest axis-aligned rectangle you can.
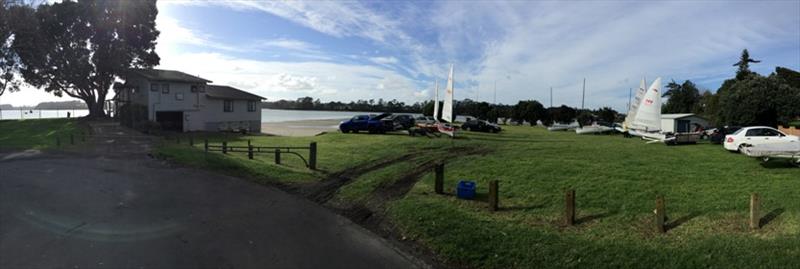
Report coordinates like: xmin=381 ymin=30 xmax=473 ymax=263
xmin=0 ymin=118 xmax=85 ymax=150
xmin=155 ymin=125 xmax=800 ymax=268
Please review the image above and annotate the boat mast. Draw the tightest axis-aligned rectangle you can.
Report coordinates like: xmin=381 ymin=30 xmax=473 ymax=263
xmin=581 ymin=78 xmax=586 ymax=110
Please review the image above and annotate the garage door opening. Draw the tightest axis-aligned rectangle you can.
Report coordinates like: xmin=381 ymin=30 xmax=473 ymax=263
xmin=156 ymin=111 xmax=183 ymax=132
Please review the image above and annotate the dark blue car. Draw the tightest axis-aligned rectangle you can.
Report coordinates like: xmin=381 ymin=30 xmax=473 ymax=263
xmin=339 ymin=113 xmax=393 ymax=134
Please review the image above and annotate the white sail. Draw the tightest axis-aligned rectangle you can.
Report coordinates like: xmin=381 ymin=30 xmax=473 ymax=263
xmin=441 ymin=64 xmax=454 ymax=123
xmin=624 ymin=78 xmax=647 ymax=129
xmin=631 ymin=77 xmax=662 ymax=132
xmin=433 ymin=80 xmax=440 ymax=121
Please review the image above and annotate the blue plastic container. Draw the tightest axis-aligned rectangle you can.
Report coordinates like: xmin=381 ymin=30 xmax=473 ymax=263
xmin=456 ymin=180 xmax=476 ymax=200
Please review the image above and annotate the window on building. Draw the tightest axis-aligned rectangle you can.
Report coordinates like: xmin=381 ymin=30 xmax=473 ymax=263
xmin=224 ymin=100 xmax=233 ymax=112
xmin=150 ymin=83 xmax=159 ymax=92
xmin=191 ymin=85 xmax=203 ymax=93
xmin=162 ymin=84 xmax=170 ymax=94
xmin=247 ymin=100 xmax=257 ymax=112
xmin=176 ymin=93 xmax=184 ymax=101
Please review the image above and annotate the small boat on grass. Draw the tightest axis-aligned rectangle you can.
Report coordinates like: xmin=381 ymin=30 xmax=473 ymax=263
xmin=547 ymin=121 xmax=580 ymax=131
xmin=742 ymin=141 xmax=800 ymax=166
xmin=575 ymin=123 xmax=615 ymax=134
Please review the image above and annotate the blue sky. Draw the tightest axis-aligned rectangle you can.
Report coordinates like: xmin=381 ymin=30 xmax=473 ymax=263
xmin=3 ymin=0 xmax=799 ymax=111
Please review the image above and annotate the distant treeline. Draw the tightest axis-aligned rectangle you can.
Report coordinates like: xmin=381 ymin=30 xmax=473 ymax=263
xmin=0 ymin=101 xmax=87 ymax=110
xmin=263 ymin=97 xmax=424 ymax=113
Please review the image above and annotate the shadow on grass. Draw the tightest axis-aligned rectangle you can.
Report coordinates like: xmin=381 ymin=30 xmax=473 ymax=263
xmin=760 ymin=208 xmax=785 ymax=227
xmin=760 ymin=160 xmax=800 ymax=169
xmin=666 ymin=212 xmax=700 ymax=232
xmin=576 ymin=211 xmax=616 ymax=225
xmin=465 ymin=136 xmax=575 ymax=143
xmin=499 ymin=204 xmax=546 ymax=212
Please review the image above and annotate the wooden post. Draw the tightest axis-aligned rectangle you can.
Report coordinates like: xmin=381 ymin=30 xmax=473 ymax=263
xmin=222 ymin=141 xmax=228 ymax=154
xmin=56 ymin=137 xmax=60 ymax=147
xmin=750 ymin=193 xmax=760 ymax=230
xmin=434 ymin=163 xmax=444 ymax=194
xmin=248 ymin=139 xmax=251 ymax=147
xmin=204 ymin=139 xmax=209 ymax=152
xmin=189 ymin=136 xmax=194 ymax=146
xmin=488 ymin=180 xmax=499 ymax=212
xmin=69 ymin=134 xmax=74 ymax=145
xmin=309 ymin=142 xmax=317 ymax=170
xmin=564 ymin=189 xmax=575 ymax=226
xmin=275 ymin=149 xmax=281 ymax=164
xmin=248 ymin=144 xmax=254 ymax=160
xmin=655 ymin=195 xmax=666 ymax=233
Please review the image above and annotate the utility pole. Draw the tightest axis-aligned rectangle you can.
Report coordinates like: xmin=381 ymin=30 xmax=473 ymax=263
xmin=550 ymin=87 xmax=553 ymax=107
xmin=476 ymin=84 xmax=479 ymax=101
xmin=581 ymin=78 xmax=586 ymax=110
xmin=627 ymin=87 xmax=632 ymax=111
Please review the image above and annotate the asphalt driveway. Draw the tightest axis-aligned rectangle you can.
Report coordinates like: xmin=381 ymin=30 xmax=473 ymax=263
xmin=0 ymin=123 xmax=421 ymax=268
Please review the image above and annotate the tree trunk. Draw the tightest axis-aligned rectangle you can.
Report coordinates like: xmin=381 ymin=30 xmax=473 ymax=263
xmin=83 ymin=97 xmax=106 ymax=119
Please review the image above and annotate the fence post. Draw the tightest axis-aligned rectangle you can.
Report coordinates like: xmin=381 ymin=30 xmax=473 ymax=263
xmin=655 ymin=195 xmax=666 ymax=233
xmin=81 ymin=132 xmax=86 ymax=142
xmin=222 ymin=141 xmax=227 ymax=154
xmin=275 ymin=149 xmax=281 ymax=164
xmin=190 ymin=136 xmax=194 ymax=146
xmin=176 ymin=136 xmax=181 ymax=144
xmin=750 ymin=193 xmax=760 ymax=230
xmin=564 ymin=189 xmax=575 ymax=226
xmin=248 ymin=144 xmax=254 ymax=160
xmin=434 ymin=163 xmax=444 ymax=194
xmin=204 ymin=139 xmax=209 ymax=152
xmin=70 ymin=134 xmax=74 ymax=145
xmin=248 ymin=139 xmax=251 ymax=147
xmin=488 ymin=180 xmax=499 ymax=212
xmin=56 ymin=137 xmax=60 ymax=147
xmin=309 ymin=142 xmax=317 ymax=170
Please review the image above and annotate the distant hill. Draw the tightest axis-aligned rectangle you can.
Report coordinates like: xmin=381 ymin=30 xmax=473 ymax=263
xmin=34 ymin=101 xmax=87 ymax=110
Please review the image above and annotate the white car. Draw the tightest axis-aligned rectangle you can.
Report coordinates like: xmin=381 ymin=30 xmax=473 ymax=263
xmin=723 ymin=126 xmax=800 ymax=152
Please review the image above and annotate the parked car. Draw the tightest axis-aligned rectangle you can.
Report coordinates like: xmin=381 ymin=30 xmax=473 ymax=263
xmin=339 ymin=113 xmax=394 ymax=134
xmin=415 ymin=116 xmax=436 ymax=125
xmin=461 ymin=119 xmax=501 ymax=133
xmin=723 ymin=126 xmax=799 ymax=152
xmin=386 ymin=114 xmax=415 ymax=130
xmin=709 ymin=126 xmax=741 ymax=144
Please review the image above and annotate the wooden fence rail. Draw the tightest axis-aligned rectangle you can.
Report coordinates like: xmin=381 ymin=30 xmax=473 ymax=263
xmin=204 ymin=140 xmax=317 ymax=170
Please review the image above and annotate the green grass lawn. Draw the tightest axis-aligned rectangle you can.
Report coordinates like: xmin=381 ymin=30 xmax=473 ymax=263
xmin=155 ymin=125 xmax=800 ymax=268
xmin=0 ymin=118 xmax=85 ymax=149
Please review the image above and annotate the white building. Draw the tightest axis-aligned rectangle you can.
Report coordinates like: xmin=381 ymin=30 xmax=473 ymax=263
xmin=661 ymin=113 xmax=709 ymax=133
xmin=115 ymin=69 xmax=264 ymax=133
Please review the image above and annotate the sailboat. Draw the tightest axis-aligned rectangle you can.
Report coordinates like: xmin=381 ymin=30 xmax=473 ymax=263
xmin=575 ymin=78 xmax=614 ymax=134
xmin=437 ymin=64 xmax=456 ymax=137
xmin=624 ymin=77 xmax=668 ymax=141
xmin=616 ymin=78 xmax=648 ymax=133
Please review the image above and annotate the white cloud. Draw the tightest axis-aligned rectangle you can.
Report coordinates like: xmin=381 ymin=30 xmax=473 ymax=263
xmin=157 ymin=52 xmax=423 ymax=102
xmin=369 ymin=56 xmax=399 ymax=65
xmin=257 ymin=39 xmax=319 ymax=53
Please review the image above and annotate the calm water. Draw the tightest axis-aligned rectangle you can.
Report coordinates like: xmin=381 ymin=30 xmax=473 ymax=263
xmin=0 ymin=109 xmax=89 ymax=120
xmin=0 ymin=108 xmax=467 ymax=122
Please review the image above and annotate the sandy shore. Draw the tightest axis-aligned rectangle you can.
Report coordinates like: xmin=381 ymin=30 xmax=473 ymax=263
xmin=261 ymin=119 xmax=343 ymax=137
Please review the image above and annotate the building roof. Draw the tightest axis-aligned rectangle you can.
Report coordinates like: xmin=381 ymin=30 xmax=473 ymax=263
xmin=662 ymin=113 xmax=698 ymax=119
xmin=206 ymin=85 xmax=265 ymax=100
xmin=128 ymin=69 xmax=212 ymax=83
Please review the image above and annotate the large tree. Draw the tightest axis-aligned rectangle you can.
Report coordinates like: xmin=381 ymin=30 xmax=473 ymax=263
xmin=662 ymin=79 xmax=701 ymax=114
xmin=11 ymin=0 xmax=159 ymax=117
xmin=733 ymin=49 xmax=760 ymax=80
xmin=0 ymin=0 xmax=24 ymax=97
